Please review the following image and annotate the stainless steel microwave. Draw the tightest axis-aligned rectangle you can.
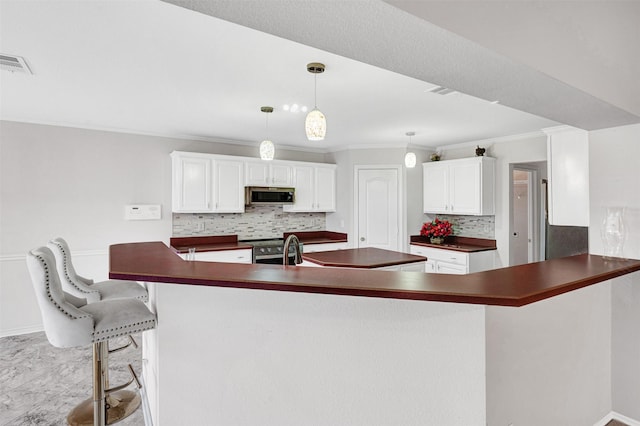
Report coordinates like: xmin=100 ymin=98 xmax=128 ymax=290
xmin=245 ymin=187 xmax=295 ymax=205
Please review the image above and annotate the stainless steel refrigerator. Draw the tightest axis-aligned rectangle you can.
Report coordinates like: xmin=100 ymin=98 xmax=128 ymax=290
xmin=541 ymin=179 xmax=589 ymax=260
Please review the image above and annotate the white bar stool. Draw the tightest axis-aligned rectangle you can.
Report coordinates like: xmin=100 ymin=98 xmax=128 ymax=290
xmin=27 ymin=247 xmax=157 ymax=426
xmin=47 ymin=237 xmax=148 ymax=303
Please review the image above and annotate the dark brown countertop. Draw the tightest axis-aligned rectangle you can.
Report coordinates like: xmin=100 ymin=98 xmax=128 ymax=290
xmin=302 ymin=247 xmax=426 ymax=268
xmin=410 ymin=236 xmax=497 ymax=253
xmin=170 ymin=235 xmax=252 ymax=253
xmin=109 ymin=242 xmax=640 ymax=307
xmin=284 ymin=231 xmax=348 ymax=245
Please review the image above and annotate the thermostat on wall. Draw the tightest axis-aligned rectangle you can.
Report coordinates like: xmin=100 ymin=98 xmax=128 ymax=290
xmin=124 ymin=205 xmax=161 ymax=221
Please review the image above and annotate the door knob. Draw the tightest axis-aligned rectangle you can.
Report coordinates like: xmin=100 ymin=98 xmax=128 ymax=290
xmin=360 ymin=237 xmax=365 ymax=241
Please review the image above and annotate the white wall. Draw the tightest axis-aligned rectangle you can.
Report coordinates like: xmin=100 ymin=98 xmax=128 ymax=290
xmin=151 ymin=283 xmax=487 ymax=425
xmin=486 ymin=282 xmax=612 ymax=426
xmin=436 ymin=135 xmax=548 ymax=267
xmin=589 ymin=123 xmax=640 ymax=420
xmin=0 ymin=121 xmax=326 ymax=336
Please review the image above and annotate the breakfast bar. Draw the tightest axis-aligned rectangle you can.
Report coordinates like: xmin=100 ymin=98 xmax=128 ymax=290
xmin=109 ymin=242 xmax=640 ymax=426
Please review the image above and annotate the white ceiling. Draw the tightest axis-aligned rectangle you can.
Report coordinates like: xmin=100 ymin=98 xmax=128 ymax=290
xmin=1 ymin=1 xmax=636 ymax=153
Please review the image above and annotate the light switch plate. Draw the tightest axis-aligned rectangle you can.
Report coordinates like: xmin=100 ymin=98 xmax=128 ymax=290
xmin=124 ymin=204 xmax=161 ymax=220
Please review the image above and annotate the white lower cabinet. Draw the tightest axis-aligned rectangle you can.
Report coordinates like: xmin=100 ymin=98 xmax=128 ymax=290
xmin=303 ymin=242 xmax=348 ymax=253
xmin=179 ymin=249 xmax=252 ymax=264
xmin=410 ymin=244 xmax=495 ymax=275
xmin=378 ymin=262 xmax=426 ymax=272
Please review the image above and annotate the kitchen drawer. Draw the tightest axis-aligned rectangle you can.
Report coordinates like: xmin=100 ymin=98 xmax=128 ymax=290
xmin=303 ymin=242 xmax=348 ymax=253
xmin=179 ymin=249 xmax=252 ymax=264
xmin=410 ymin=246 xmax=468 ymax=266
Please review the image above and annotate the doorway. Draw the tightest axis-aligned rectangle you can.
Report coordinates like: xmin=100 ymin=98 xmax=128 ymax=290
xmin=354 ymin=166 xmax=402 ymax=251
xmin=509 ymin=163 xmax=546 ymax=266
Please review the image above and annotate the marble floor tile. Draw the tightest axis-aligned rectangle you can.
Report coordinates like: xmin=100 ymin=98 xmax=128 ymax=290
xmin=0 ymin=332 xmax=144 ymax=426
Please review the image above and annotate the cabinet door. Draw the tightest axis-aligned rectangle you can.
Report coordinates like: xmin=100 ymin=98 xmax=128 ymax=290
xmin=284 ymin=165 xmax=315 ymax=211
xmin=213 ymin=159 xmax=244 ymax=213
xmin=449 ymin=161 xmax=481 ymax=215
xmin=425 ymin=260 xmax=437 ymax=273
xmin=245 ymin=161 xmax=269 ymax=186
xmin=400 ymin=262 xmax=425 ymax=272
xmin=172 ymin=154 xmax=213 ymax=212
xmin=436 ymin=262 xmax=467 ymax=275
xmin=423 ymin=163 xmax=449 ymax=213
xmin=270 ymin=164 xmax=293 ymax=186
xmin=545 ymin=127 xmax=589 ymax=226
xmin=315 ymin=166 xmax=336 ymax=212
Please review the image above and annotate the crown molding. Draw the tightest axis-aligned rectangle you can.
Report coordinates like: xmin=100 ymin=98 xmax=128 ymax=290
xmin=434 ymin=130 xmax=547 ymax=152
xmin=1 ymin=118 xmax=329 ymax=154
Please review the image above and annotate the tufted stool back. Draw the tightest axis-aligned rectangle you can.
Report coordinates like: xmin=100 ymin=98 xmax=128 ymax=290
xmin=27 ymin=247 xmax=95 ymax=348
xmin=27 ymin=247 xmax=156 ymax=348
xmin=48 ymin=237 xmax=147 ymax=303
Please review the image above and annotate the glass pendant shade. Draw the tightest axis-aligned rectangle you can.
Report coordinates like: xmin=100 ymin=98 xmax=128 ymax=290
xmin=305 ymin=108 xmax=326 ymax=141
xmin=259 ymin=139 xmax=275 ymax=161
xmin=404 ymin=152 xmax=417 ymax=168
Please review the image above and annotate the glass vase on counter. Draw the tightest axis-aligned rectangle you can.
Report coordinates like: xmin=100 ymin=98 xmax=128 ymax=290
xmin=601 ymin=207 xmax=626 ymax=259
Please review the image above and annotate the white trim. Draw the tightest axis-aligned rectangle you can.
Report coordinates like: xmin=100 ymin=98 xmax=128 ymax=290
xmin=2 ymin=118 xmax=327 ymax=154
xmin=0 ymin=249 xmax=107 ymax=261
xmin=434 ymin=130 xmax=546 ymax=152
xmin=353 ymin=164 xmax=404 ymax=252
xmin=0 ymin=324 xmax=44 ymax=338
xmin=594 ymin=411 xmax=640 ymax=426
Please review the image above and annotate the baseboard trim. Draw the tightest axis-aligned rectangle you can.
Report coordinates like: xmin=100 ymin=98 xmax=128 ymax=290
xmin=595 ymin=411 xmax=640 ymax=426
xmin=0 ymin=324 xmax=44 ymax=338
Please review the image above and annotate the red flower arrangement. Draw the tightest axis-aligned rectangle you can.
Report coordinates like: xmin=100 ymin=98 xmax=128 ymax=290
xmin=420 ymin=218 xmax=453 ymax=239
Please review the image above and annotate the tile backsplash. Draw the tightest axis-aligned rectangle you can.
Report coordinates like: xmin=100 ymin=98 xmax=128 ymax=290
xmin=173 ymin=205 xmax=326 ymax=240
xmin=423 ymin=214 xmax=495 ymax=239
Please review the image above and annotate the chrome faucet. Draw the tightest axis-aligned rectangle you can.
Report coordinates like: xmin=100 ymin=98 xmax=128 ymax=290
xmin=283 ymin=235 xmax=302 ymax=266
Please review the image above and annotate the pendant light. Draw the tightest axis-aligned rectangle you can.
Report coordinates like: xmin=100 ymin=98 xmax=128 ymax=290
xmin=259 ymin=106 xmax=275 ymax=161
xmin=404 ymin=131 xmax=417 ymax=168
xmin=305 ymin=62 xmax=326 ymax=141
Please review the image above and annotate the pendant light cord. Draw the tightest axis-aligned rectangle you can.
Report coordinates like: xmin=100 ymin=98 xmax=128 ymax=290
xmin=314 ymin=73 xmax=318 ymax=109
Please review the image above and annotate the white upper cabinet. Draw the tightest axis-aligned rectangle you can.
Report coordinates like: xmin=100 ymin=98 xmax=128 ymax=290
xmin=245 ymin=161 xmax=293 ymax=187
xmin=172 ymin=152 xmax=213 ymax=213
xmin=172 ymin=151 xmax=336 ymax=214
xmin=423 ymin=157 xmax=495 ymax=216
xmin=284 ymin=164 xmax=337 ymax=212
xmin=172 ymin=152 xmax=244 ymax=213
xmin=544 ymin=126 xmax=589 ymax=226
xmin=212 ymin=159 xmax=244 ymax=213
xmin=315 ymin=165 xmax=337 ymax=211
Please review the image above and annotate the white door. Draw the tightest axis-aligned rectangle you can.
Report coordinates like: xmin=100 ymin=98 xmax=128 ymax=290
xmin=357 ymin=168 xmax=399 ymax=251
xmin=510 ymin=167 xmax=537 ymax=265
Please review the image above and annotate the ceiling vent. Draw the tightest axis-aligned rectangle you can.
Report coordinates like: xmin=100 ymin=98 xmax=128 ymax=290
xmin=0 ymin=54 xmax=33 ymax=74
xmin=427 ymin=86 xmax=455 ymax=95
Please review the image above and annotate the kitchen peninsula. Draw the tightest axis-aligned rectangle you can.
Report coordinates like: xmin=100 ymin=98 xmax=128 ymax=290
xmin=110 ymin=242 xmax=640 ymax=425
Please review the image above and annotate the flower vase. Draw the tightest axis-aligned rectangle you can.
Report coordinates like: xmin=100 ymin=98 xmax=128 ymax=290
xmin=601 ymin=207 xmax=626 ymax=259
xmin=430 ymin=237 xmax=444 ymax=245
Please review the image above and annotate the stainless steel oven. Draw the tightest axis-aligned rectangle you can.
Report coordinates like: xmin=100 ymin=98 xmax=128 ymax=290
xmin=243 ymin=239 xmax=302 ymax=264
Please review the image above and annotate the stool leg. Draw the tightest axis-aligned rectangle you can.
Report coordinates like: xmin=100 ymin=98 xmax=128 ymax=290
xmin=93 ymin=342 xmax=106 ymax=426
xmin=67 ymin=340 xmax=142 ymax=426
